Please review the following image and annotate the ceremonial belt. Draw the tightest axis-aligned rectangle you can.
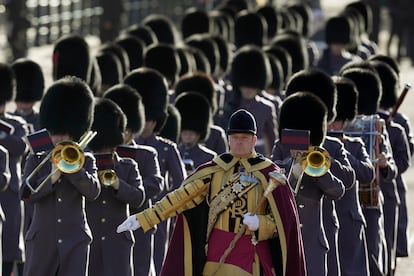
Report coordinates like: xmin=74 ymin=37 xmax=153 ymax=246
xmin=206 ymin=172 xmax=259 ymax=242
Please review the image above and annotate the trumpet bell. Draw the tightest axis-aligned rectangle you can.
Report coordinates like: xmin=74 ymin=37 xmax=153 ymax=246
xmin=301 ymin=146 xmax=331 ymax=177
xmin=52 ymin=141 xmax=85 ymax=174
xmin=98 ymin=169 xmax=117 ymax=187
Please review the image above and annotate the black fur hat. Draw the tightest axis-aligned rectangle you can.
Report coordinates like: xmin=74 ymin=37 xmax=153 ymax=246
xmin=39 ymin=76 xmax=94 ymax=141
xmin=263 ymin=44 xmax=293 ymax=87
xmin=341 ymin=67 xmax=382 ymax=115
xmin=227 ymin=109 xmax=257 ymax=135
xmin=0 ymin=63 xmax=15 ymax=105
xmin=286 ymin=68 xmax=337 ymax=123
xmin=11 ymin=59 xmax=44 ymax=102
xmin=271 ymin=31 xmax=309 ymax=73
xmin=325 ymin=15 xmax=353 ymax=45
xmin=187 ymin=46 xmax=211 ymax=75
xmin=181 ymin=7 xmax=213 ymax=39
xmin=234 ymin=10 xmax=267 ymax=48
xmin=175 ymin=92 xmax=211 ymax=141
xmin=279 ymin=91 xmax=327 ymax=146
xmin=368 ymin=54 xmax=400 ymax=77
xmin=369 ymin=60 xmax=399 ymax=109
xmin=98 ymin=42 xmax=130 ymax=78
xmin=115 ymin=34 xmax=145 ymax=70
xmin=103 ymin=84 xmax=145 ymax=134
xmin=123 ymin=24 xmax=158 ymax=46
xmin=96 ymin=51 xmax=122 ymax=94
xmin=175 ymin=72 xmax=218 ymax=115
xmin=332 ymin=76 xmax=358 ymax=121
xmin=144 ymin=43 xmax=181 ymax=88
xmin=159 ymin=104 xmax=181 ymax=143
xmin=89 ymin=98 xmax=126 ymax=151
xmin=231 ymin=45 xmax=272 ymax=90
xmin=185 ymin=34 xmax=220 ymax=77
xmin=256 ymin=4 xmax=281 ymax=39
xmin=123 ymin=67 xmax=168 ymax=133
xmin=288 ymin=3 xmax=312 ymax=37
xmin=52 ymin=34 xmax=91 ymax=83
xmin=345 ymin=1 xmax=373 ymax=34
xmin=176 ymin=46 xmax=197 ymax=76
xmin=142 ymin=14 xmax=180 ymax=45
xmin=211 ymin=34 xmax=231 ymax=76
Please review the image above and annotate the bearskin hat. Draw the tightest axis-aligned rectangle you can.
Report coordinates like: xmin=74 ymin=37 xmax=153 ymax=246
xmin=175 ymin=72 xmax=218 ymax=115
xmin=39 ymin=76 xmax=94 ymax=141
xmin=286 ymin=68 xmax=337 ymax=123
xmin=176 ymin=46 xmax=197 ymax=77
xmin=231 ymin=45 xmax=272 ymax=90
xmin=271 ymin=31 xmax=309 ymax=73
xmin=96 ymin=51 xmax=122 ymax=94
xmin=88 ymin=98 xmax=126 ymax=151
xmin=11 ymin=59 xmax=44 ymax=102
xmin=211 ymin=34 xmax=231 ymax=76
xmin=341 ymin=67 xmax=382 ymax=115
xmin=123 ymin=67 xmax=168 ymax=133
xmin=187 ymin=46 xmax=211 ymax=75
xmin=98 ymin=42 xmax=130 ymax=78
xmin=0 ymin=63 xmax=15 ymax=105
xmin=181 ymin=7 xmax=213 ymax=39
xmin=256 ymin=4 xmax=281 ymax=39
xmin=325 ymin=15 xmax=353 ymax=45
xmin=227 ymin=109 xmax=257 ymax=135
xmin=103 ymin=84 xmax=145 ymax=134
xmin=159 ymin=104 xmax=181 ymax=143
xmin=52 ymin=34 xmax=91 ymax=83
xmin=123 ymin=24 xmax=158 ymax=46
xmin=263 ymin=44 xmax=293 ymax=87
xmin=279 ymin=91 xmax=327 ymax=146
xmin=368 ymin=54 xmax=400 ymax=77
xmin=332 ymin=76 xmax=358 ymax=122
xmin=288 ymin=3 xmax=313 ymax=37
xmin=345 ymin=1 xmax=373 ymax=34
xmin=142 ymin=14 xmax=180 ymax=45
xmin=144 ymin=43 xmax=181 ymax=88
xmin=234 ymin=10 xmax=267 ymax=48
xmin=185 ymin=34 xmax=220 ymax=77
xmin=115 ymin=34 xmax=145 ymax=70
xmin=369 ymin=60 xmax=399 ymax=109
xmin=175 ymin=92 xmax=211 ymax=141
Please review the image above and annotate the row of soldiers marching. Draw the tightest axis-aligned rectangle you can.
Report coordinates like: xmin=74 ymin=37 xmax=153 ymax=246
xmin=0 ymin=0 xmax=412 ymax=275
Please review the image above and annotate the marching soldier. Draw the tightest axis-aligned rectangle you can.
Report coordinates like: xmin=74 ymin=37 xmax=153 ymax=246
xmin=20 ymin=76 xmax=100 ymax=276
xmin=87 ymin=98 xmax=145 ymax=276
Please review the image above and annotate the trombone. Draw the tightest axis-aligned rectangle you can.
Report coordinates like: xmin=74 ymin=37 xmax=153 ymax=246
xmin=288 ymin=146 xmax=331 ymax=195
xmin=24 ymin=131 xmax=97 ymax=193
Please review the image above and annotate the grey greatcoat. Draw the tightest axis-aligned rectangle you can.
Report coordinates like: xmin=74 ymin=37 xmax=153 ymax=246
xmin=87 ymin=153 xmax=145 ymax=276
xmin=20 ymin=152 xmax=100 ymax=276
xmin=0 ymin=113 xmax=28 ymax=264
xmin=336 ymin=135 xmax=374 ymax=276
xmin=0 ymin=145 xmax=11 ymax=274
xmin=322 ymin=136 xmax=356 ymax=276
xmin=271 ymin=138 xmax=346 ymax=276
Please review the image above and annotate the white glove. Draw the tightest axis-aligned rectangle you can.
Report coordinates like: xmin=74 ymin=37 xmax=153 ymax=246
xmin=243 ymin=212 xmax=259 ymax=231
xmin=117 ymin=215 xmax=141 ymax=233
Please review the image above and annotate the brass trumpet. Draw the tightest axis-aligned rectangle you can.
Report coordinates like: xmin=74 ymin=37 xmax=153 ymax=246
xmin=98 ymin=169 xmax=118 ymax=187
xmin=24 ymin=131 xmax=97 ymax=193
xmin=300 ymin=146 xmax=331 ymax=177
